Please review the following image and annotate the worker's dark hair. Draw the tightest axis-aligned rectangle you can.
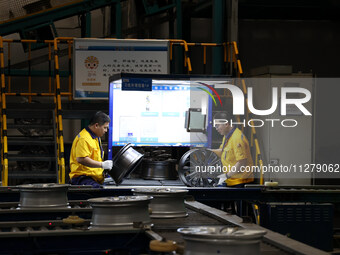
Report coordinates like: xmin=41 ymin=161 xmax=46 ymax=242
xmin=89 ymin=111 xmax=110 ymax=126
xmin=213 ymin=111 xmax=233 ymax=122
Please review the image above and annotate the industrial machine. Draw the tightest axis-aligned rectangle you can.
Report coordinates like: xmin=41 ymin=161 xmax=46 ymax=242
xmin=0 ymin=184 xmax=328 ymax=255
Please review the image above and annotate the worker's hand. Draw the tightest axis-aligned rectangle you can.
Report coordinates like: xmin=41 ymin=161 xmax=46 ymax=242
xmin=101 ymin=160 xmax=113 ymax=170
xmin=217 ymin=173 xmax=228 ymax=186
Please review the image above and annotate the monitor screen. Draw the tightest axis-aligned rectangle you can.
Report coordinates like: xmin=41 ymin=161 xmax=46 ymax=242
xmin=186 ymin=108 xmax=206 ymax=132
xmin=108 ymin=77 xmax=209 ymax=151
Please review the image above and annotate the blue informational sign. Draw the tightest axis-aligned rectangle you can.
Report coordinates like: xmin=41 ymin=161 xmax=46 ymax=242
xmin=122 ymin=78 xmax=152 ymax=91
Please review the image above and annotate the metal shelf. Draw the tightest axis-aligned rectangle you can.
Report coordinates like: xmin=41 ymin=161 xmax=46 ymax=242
xmin=7 ymin=156 xmax=56 ymax=161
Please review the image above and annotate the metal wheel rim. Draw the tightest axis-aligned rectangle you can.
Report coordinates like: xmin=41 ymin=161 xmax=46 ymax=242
xmin=178 ymin=148 xmax=222 ymax=187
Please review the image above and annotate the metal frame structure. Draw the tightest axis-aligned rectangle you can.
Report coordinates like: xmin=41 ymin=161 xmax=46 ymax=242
xmin=2 ymin=184 xmax=340 ymax=205
xmin=53 ymin=37 xmax=75 ymax=184
xmin=0 ymin=194 xmax=329 ymax=255
xmin=0 ymin=0 xmax=125 ymax=38
xmin=0 ymin=37 xmax=74 ymax=186
xmin=0 ymin=35 xmax=264 ymax=186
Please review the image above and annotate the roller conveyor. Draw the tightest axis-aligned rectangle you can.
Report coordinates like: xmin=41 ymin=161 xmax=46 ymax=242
xmin=0 ymin=200 xmax=92 ymax=222
xmin=2 ymin=183 xmax=340 ymax=203
xmin=0 ymin=199 xmax=328 ymax=255
xmin=0 ymin=183 xmax=336 ymax=254
xmin=0 ymin=202 xmax=326 ymax=255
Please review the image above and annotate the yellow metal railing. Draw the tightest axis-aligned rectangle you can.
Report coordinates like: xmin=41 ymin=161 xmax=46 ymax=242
xmin=228 ymin=42 xmax=264 ymax=224
xmin=229 ymin=42 xmax=264 ymax=185
xmin=169 ymin=39 xmax=192 ymax=73
xmin=169 ymin=40 xmax=241 ymax=77
xmin=53 ymin=37 xmax=74 ymax=184
xmin=0 ymin=37 xmax=8 ymax=186
xmin=0 ymin=37 xmax=72 ymax=186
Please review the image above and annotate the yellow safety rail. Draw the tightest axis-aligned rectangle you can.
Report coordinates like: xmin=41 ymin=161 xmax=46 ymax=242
xmin=169 ymin=41 xmax=235 ymax=74
xmin=0 ymin=37 xmax=8 ymax=186
xmin=0 ymin=37 xmax=73 ymax=186
xmin=169 ymin=39 xmax=192 ymax=73
xmin=169 ymin=41 xmax=239 ymax=77
xmin=229 ymin=42 xmax=264 ymax=185
xmin=227 ymin=42 xmax=264 ymax=224
xmin=53 ymin=37 xmax=74 ymax=184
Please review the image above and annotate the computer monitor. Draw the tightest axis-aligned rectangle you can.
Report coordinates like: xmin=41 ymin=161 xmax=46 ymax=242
xmin=108 ymin=74 xmax=221 ymax=159
xmin=185 ymin=108 xmax=206 ymax=132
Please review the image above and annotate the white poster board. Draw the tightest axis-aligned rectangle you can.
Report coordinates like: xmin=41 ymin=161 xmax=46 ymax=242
xmin=73 ymin=38 xmax=169 ymax=99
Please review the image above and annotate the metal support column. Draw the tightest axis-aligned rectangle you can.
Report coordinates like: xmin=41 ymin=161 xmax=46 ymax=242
xmin=212 ymin=0 xmax=225 ymax=75
xmin=115 ymin=1 xmax=122 ymax=38
xmin=227 ymin=0 xmax=238 ymax=42
xmin=110 ymin=1 xmax=122 ymax=38
xmin=85 ymin=12 xmax=91 ymax=37
xmin=174 ymin=0 xmax=184 ymax=74
xmin=81 ymin=12 xmax=91 ymax=37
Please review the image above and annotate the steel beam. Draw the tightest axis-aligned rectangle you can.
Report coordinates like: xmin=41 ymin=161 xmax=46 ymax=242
xmin=212 ymin=0 xmax=225 ymax=74
xmin=0 ymin=0 xmax=123 ymax=36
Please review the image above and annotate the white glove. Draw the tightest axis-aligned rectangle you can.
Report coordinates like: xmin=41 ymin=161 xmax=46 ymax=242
xmin=101 ymin=160 xmax=113 ymax=170
xmin=217 ymin=173 xmax=228 ymax=186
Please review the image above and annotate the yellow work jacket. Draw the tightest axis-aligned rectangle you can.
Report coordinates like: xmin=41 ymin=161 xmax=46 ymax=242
xmin=220 ymin=128 xmax=254 ymax=186
xmin=69 ymin=128 xmax=104 ymax=183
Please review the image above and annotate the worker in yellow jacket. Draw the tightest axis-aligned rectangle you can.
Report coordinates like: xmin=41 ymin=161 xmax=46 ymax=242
xmin=212 ymin=111 xmax=254 ymax=187
xmin=69 ymin=111 xmax=113 ymax=188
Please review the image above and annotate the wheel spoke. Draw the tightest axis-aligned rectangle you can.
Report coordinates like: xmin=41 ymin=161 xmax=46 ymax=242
xmin=178 ymin=148 xmax=222 ymax=187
